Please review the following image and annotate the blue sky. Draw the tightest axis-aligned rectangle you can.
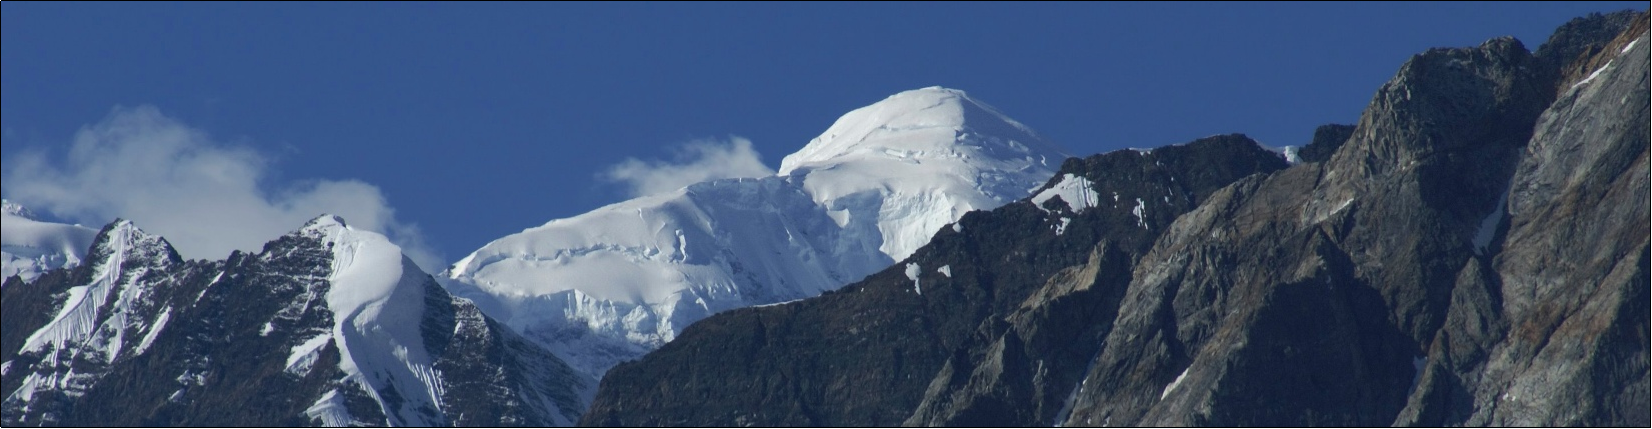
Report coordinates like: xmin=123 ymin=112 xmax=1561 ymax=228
xmin=3 ymin=1 xmax=1644 ymax=269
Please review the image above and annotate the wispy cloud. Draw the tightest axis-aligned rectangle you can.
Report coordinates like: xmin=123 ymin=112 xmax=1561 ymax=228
xmin=599 ymin=136 xmax=775 ymax=198
xmin=2 ymin=105 xmax=444 ymax=272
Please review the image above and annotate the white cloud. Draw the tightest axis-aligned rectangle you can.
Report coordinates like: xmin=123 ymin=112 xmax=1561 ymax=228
xmin=599 ymin=136 xmax=775 ymax=198
xmin=2 ymin=105 xmax=445 ymax=273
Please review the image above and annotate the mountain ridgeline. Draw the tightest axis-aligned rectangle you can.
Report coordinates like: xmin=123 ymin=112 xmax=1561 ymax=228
xmin=441 ymin=86 xmax=1068 ymax=383
xmin=0 ymin=11 xmax=1645 ymax=428
xmin=1 ymin=217 xmax=588 ymax=426
xmin=582 ymin=11 xmax=1649 ymax=427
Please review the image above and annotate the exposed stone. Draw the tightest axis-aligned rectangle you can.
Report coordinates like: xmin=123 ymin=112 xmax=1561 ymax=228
xmin=580 ymin=13 xmax=1649 ymax=428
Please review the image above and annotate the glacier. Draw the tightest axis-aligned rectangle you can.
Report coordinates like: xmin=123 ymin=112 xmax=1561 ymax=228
xmin=1 ymin=199 xmax=97 ymax=283
xmin=444 ymin=86 xmax=1069 ymax=379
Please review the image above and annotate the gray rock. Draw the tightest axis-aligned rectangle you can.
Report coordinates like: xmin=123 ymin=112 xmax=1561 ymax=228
xmin=1298 ymin=123 xmax=1356 ymax=164
xmin=1064 ymin=13 xmax=1648 ymax=428
xmin=580 ymin=11 xmax=1648 ymax=428
xmin=581 ymin=136 xmax=1289 ymax=427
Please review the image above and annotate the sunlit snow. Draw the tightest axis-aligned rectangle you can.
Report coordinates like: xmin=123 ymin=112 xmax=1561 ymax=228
xmin=1161 ymin=366 xmax=1192 ymax=399
xmin=443 ymin=87 xmax=1067 ymax=379
xmin=132 ymin=307 xmax=171 ymax=356
xmin=304 ymin=215 xmax=447 ymax=427
xmin=1132 ymin=198 xmax=1148 ymax=229
xmin=905 ymin=262 xmax=923 ymax=295
xmin=305 ymin=389 xmax=355 ymax=427
xmin=1031 ymin=174 xmax=1099 ymax=213
xmin=2 ymin=199 xmax=97 ymax=283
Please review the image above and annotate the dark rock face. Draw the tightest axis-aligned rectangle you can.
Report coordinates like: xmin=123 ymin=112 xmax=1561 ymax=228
xmin=1533 ymin=10 xmax=1643 ymax=95
xmin=436 ymin=298 xmax=591 ymax=426
xmin=1 ymin=220 xmax=586 ymax=426
xmin=1408 ymin=14 xmax=1649 ymax=426
xmin=582 ymin=12 xmax=1648 ymax=427
xmin=1298 ymin=123 xmax=1355 ymax=164
xmin=1057 ymin=36 xmax=1546 ymax=425
xmin=1064 ymin=33 xmax=1558 ymax=427
xmin=581 ymin=136 xmax=1290 ymax=427
xmin=1065 ymin=13 xmax=1646 ymax=428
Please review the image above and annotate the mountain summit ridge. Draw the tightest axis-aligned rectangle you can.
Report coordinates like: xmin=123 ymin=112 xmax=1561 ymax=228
xmin=3 ymin=12 xmax=1644 ymax=427
xmin=779 ymin=86 xmax=1061 ymax=174
xmin=442 ymin=87 xmax=1068 ymax=383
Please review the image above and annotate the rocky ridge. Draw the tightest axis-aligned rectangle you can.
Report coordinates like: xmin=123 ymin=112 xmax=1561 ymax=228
xmin=581 ymin=11 xmax=1649 ymax=427
xmin=2 ymin=216 xmax=587 ymax=426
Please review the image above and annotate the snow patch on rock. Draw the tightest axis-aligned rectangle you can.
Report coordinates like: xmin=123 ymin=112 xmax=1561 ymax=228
xmin=1161 ymin=366 xmax=1192 ymax=399
xmin=905 ymin=262 xmax=922 ymax=295
xmin=133 ymin=306 xmax=171 ymax=356
xmin=1031 ymin=174 xmax=1099 ymax=213
xmin=1132 ymin=198 xmax=1148 ymax=229
xmin=1474 ymin=189 xmax=1509 ymax=254
xmin=305 ymin=389 xmax=356 ymax=427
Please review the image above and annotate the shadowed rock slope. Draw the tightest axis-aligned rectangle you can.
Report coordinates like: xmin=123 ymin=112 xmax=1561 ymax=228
xmin=582 ymin=134 xmax=1291 ymax=426
xmin=582 ymin=11 xmax=1648 ymax=427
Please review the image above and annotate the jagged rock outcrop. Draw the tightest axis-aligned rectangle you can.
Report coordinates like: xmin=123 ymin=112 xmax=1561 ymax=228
xmin=1064 ymin=11 xmax=1647 ymax=428
xmin=1297 ymin=124 xmax=1355 ymax=164
xmin=1401 ymin=13 xmax=1649 ymax=426
xmin=580 ymin=11 xmax=1648 ymax=427
xmin=1533 ymin=11 xmax=1645 ymax=95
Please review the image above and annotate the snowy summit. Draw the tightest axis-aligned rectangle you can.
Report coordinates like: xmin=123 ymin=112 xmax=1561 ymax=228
xmin=780 ymin=87 xmax=1068 ymax=259
xmin=443 ymin=87 xmax=1069 ymax=379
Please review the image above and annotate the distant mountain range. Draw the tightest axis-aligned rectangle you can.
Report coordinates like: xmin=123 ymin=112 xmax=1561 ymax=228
xmin=2 ymin=10 xmax=1646 ymax=427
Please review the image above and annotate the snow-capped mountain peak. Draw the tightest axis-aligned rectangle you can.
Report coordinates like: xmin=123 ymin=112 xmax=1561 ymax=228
xmin=285 ymin=213 xmax=449 ymax=426
xmin=17 ymin=219 xmax=176 ymax=357
xmin=300 ymin=213 xmax=350 ymax=231
xmin=4 ymin=215 xmax=588 ymax=426
xmin=443 ymin=87 xmax=1071 ymax=381
xmin=779 ymin=86 xmax=1061 ymax=175
xmin=780 ymin=86 xmax=1069 ymax=260
xmin=6 ymin=219 xmax=180 ymax=418
xmin=292 ymin=212 xmax=425 ymax=342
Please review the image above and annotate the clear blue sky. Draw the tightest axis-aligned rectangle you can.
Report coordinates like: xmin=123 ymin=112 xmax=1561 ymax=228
xmin=3 ymin=2 xmax=1644 ymax=265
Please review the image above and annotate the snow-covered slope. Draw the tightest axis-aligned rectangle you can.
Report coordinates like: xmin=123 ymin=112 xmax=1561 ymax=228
xmin=780 ymin=86 xmax=1067 ymax=260
xmin=445 ymin=87 xmax=1068 ymax=379
xmin=297 ymin=215 xmax=449 ymax=426
xmin=445 ymin=177 xmax=893 ymax=378
xmin=303 ymin=215 xmax=588 ymax=426
xmin=3 ymin=219 xmax=180 ymax=415
xmin=1 ymin=200 xmax=97 ymax=283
